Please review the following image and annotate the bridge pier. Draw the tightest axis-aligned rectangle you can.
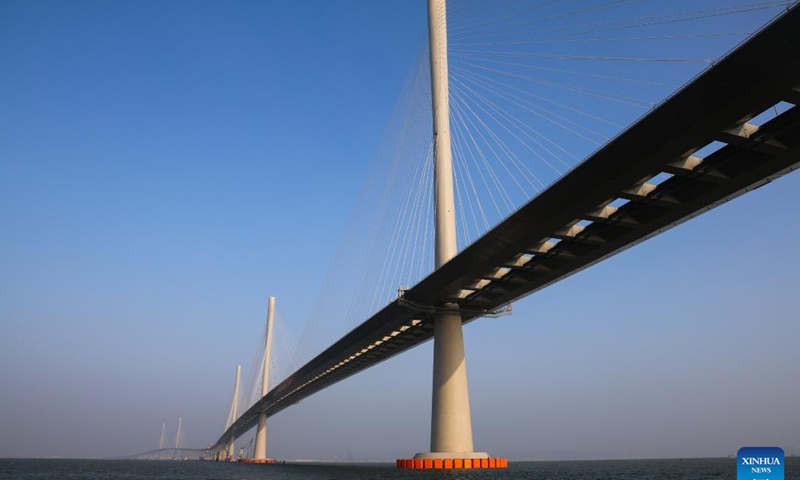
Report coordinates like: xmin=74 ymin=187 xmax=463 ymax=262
xmin=427 ymin=307 xmax=481 ymax=455
xmin=227 ymin=436 xmax=235 ymax=461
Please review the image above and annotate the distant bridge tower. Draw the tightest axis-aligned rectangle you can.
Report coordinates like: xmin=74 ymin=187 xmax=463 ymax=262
xmin=173 ymin=417 xmax=182 ymax=460
xmin=253 ymin=296 xmax=276 ymax=460
xmin=159 ymin=422 xmax=166 ymax=450
xmin=227 ymin=365 xmax=241 ymax=460
xmin=175 ymin=417 xmax=182 ymax=449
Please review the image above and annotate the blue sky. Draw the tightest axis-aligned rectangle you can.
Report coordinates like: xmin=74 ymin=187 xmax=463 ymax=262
xmin=1 ymin=0 xmax=798 ymax=460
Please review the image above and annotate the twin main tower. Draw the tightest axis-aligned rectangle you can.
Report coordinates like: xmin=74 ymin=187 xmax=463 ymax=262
xmin=225 ymin=0 xmax=506 ymax=469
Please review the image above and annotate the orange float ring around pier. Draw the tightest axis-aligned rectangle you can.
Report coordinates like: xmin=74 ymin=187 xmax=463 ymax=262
xmin=395 ymin=457 xmax=508 ymax=469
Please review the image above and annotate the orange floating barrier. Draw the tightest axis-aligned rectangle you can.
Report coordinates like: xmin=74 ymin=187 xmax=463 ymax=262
xmin=396 ymin=456 xmax=508 ymax=469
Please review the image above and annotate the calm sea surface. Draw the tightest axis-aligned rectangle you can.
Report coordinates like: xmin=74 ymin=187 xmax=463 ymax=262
xmin=1 ymin=458 xmax=798 ymax=480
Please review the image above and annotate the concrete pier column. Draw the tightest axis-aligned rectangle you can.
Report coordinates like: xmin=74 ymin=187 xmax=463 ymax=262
xmin=227 ymin=436 xmax=235 ymax=461
xmin=429 ymin=307 xmax=475 ymax=454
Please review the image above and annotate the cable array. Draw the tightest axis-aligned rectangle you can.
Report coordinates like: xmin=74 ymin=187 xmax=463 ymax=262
xmin=445 ymin=0 xmax=795 ymax=242
xmin=220 ymin=0 xmax=797 ymax=436
xmin=282 ymin=48 xmax=436 ymax=368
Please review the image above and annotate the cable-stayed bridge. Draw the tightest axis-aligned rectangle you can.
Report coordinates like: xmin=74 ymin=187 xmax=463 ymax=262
xmin=140 ymin=0 xmax=800 ymax=468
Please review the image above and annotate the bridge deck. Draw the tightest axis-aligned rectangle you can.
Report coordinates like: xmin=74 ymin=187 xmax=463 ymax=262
xmin=213 ymin=5 xmax=800 ymax=449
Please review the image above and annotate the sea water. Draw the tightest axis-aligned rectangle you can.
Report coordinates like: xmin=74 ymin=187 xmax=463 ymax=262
xmin=1 ymin=457 xmax=799 ymax=480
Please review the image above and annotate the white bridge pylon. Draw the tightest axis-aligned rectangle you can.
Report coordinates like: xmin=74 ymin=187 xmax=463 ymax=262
xmin=254 ymin=296 xmax=276 ymax=460
xmin=222 ymin=297 xmax=277 ymax=462
xmin=411 ymin=0 xmax=490 ymax=462
xmin=226 ymin=365 xmax=241 ymax=460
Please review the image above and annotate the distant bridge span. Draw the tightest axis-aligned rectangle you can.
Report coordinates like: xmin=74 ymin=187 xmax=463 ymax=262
xmin=213 ymin=5 xmax=800 ymax=450
xmin=128 ymin=447 xmax=213 ymax=461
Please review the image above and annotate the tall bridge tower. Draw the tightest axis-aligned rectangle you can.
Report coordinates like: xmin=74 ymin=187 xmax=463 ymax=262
xmin=403 ymin=0 xmax=502 ymax=468
xmin=253 ymin=296 xmax=276 ymax=460
xmin=227 ymin=365 xmax=241 ymax=460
